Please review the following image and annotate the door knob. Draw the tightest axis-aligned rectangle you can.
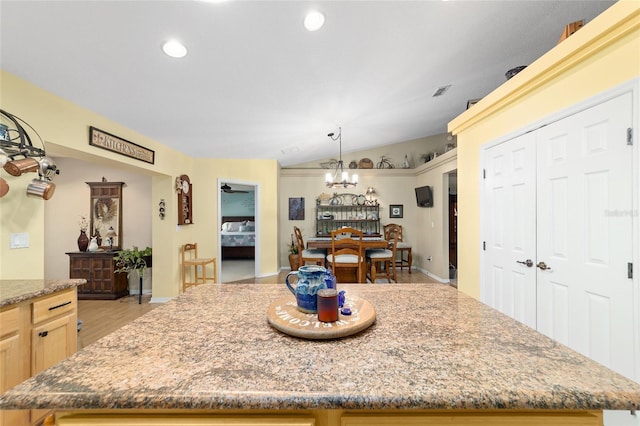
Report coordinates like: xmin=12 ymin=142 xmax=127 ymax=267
xmin=516 ymin=259 xmax=533 ymax=267
xmin=537 ymin=261 xmax=552 ymax=271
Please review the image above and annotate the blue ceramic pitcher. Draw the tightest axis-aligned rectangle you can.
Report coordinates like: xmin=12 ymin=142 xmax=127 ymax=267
xmin=285 ymin=265 xmax=328 ymax=313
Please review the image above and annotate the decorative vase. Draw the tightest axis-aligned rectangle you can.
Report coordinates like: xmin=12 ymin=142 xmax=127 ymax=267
xmin=289 ymin=253 xmax=300 ymax=271
xmin=77 ymin=230 xmax=89 ymax=252
xmin=94 ymin=230 xmax=102 ymax=247
xmin=88 ymin=237 xmax=99 ymax=252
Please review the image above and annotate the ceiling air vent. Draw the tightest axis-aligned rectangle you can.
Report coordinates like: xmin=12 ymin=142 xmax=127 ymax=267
xmin=432 ymin=85 xmax=451 ymax=97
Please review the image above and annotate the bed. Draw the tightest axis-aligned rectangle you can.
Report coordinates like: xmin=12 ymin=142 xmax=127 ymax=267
xmin=221 ymin=216 xmax=256 ymax=260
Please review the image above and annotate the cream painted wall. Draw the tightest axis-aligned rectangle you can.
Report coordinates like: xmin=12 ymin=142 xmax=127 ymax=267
xmin=0 ymin=173 xmax=45 ymax=279
xmin=44 ymin=157 xmax=152 ymax=292
xmin=414 ymin=150 xmax=457 ymax=281
xmin=448 ymin=2 xmax=640 ymax=299
xmin=293 ymin=133 xmax=455 ymax=169
xmin=280 ymin=148 xmax=457 ymax=282
xmin=279 ymin=169 xmax=417 ymax=270
xmin=0 ymin=70 xmax=280 ymax=299
xmin=194 ymin=158 xmax=280 ymax=278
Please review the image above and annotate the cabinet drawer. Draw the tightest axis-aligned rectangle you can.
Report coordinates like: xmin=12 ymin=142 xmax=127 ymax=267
xmin=0 ymin=307 xmax=20 ymax=336
xmin=32 ymin=289 xmax=77 ymax=324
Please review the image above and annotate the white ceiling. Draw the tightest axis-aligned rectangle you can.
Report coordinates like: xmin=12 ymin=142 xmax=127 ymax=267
xmin=0 ymin=0 xmax=614 ymax=166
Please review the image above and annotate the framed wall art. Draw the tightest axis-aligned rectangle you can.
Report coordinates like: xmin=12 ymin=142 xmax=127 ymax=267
xmin=389 ymin=204 xmax=403 ymax=219
xmin=289 ymin=197 xmax=305 ymax=220
xmin=87 ymin=180 xmax=124 ymax=250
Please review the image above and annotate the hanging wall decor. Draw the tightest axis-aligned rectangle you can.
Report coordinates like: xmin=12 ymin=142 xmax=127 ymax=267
xmin=87 ymin=180 xmax=124 ymax=250
xmin=289 ymin=197 xmax=305 ymax=220
xmin=89 ymin=126 xmax=155 ymax=164
xmin=176 ymin=174 xmax=193 ymax=225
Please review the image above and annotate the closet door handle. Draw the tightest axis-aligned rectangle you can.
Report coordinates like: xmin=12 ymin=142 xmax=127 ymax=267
xmin=516 ymin=259 xmax=533 ymax=267
xmin=537 ymin=261 xmax=552 ymax=271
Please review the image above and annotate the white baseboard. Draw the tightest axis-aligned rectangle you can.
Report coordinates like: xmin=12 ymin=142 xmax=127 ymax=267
xmin=149 ymin=296 xmax=172 ymax=304
xmin=417 ymin=267 xmax=450 ymax=284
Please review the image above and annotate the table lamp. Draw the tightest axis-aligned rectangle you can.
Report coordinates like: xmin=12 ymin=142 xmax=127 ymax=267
xmin=105 ymin=226 xmax=117 ymax=251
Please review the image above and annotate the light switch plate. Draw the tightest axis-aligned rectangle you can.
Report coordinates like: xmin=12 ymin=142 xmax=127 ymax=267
xmin=10 ymin=232 xmax=29 ymax=249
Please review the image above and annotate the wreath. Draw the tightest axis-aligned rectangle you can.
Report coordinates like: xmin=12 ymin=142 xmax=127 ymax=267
xmin=94 ymin=197 xmax=117 ymax=222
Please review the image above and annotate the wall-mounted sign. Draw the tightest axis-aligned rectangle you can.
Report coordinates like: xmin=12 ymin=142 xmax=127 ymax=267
xmin=89 ymin=126 xmax=155 ymax=164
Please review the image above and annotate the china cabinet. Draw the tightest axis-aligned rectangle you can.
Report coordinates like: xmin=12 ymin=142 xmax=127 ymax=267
xmin=315 ymin=194 xmax=379 ymax=236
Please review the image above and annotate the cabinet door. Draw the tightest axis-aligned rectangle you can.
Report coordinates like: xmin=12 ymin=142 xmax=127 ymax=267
xmin=0 ymin=307 xmax=30 ymax=426
xmin=89 ymin=257 xmax=117 ymax=295
xmin=69 ymin=256 xmax=93 ymax=293
xmin=32 ymin=314 xmax=76 ymax=375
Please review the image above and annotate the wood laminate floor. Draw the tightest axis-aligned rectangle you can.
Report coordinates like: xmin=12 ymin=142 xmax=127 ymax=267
xmin=78 ymin=268 xmax=440 ymax=348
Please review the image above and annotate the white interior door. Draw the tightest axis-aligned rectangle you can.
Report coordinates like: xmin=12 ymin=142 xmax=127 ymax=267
xmin=483 ymin=132 xmax=537 ymax=328
xmin=536 ymin=93 xmax=635 ymax=379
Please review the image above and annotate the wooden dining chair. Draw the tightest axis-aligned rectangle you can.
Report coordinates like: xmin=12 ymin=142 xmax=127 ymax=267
xmin=367 ymin=230 xmax=399 ymax=283
xmin=293 ymin=226 xmax=325 ymax=268
xmin=326 ymin=227 xmax=365 ymax=283
xmin=384 ymin=223 xmax=412 ymax=273
xmin=181 ymin=243 xmax=217 ymax=292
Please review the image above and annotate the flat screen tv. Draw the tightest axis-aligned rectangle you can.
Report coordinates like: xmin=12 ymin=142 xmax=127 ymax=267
xmin=415 ymin=185 xmax=433 ymax=208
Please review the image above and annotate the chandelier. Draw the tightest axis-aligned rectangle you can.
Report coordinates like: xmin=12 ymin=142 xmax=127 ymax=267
xmin=325 ymin=127 xmax=358 ymax=188
xmin=0 ymin=109 xmax=60 ymax=200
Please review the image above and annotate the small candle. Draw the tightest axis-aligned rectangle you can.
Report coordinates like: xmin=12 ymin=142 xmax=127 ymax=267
xmin=317 ymin=289 xmax=339 ymax=322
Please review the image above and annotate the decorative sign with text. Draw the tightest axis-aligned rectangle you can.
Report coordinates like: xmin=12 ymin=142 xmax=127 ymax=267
xmin=89 ymin=126 xmax=155 ymax=164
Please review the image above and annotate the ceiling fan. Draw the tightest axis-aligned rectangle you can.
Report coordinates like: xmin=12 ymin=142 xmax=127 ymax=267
xmin=221 ymin=183 xmax=248 ymax=194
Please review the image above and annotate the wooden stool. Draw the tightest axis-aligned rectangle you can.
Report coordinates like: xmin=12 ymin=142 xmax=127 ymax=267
xmin=181 ymin=243 xmax=217 ymax=292
xmin=384 ymin=223 xmax=412 ymax=274
xmin=396 ymin=243 xmax=413 ymax=273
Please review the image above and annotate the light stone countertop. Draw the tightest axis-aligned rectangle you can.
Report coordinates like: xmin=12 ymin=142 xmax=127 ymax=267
xmin=1 ymin=283 xmax=639 ymax=411
xmin=0 ymin=279 xmax=86 ymax=308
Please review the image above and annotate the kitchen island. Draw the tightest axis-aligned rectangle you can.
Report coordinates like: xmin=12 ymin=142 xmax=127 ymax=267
xmin=1 ymin=283 xmax=638 ymax=425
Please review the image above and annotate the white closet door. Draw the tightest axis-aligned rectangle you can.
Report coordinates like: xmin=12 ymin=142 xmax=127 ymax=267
xmin=483 ymin=132 xmax=537 ymax=328
xmin=536 ymin=93 xmax=634 ymax=379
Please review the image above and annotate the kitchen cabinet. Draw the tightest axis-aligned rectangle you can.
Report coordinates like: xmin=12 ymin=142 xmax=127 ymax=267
xmin=54 ymin=410 xmax=603 ymax=425
xmin=31 ymin=288 xmax=78 ymax=425
xmin=67 ymin=251 xmax=128 ymax=300
xmin=0 ymin=306 xmax=29 ymax=426
xmin=0 ymin=286 xmax=78 ymax=426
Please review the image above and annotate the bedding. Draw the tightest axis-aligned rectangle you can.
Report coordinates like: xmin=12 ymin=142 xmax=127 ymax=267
xmin=221 ymin=216 xmax=255 ymax=259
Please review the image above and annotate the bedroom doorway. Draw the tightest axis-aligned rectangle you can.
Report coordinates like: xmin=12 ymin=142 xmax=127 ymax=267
xmin=218 ymin=180 xmax=258 ymax=283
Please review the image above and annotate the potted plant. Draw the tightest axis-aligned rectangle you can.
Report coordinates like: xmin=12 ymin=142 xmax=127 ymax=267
xmin=114 ymin=246 xmax=152 ymax=303
xmin=288 ymin=236 xmax=299 ymax=271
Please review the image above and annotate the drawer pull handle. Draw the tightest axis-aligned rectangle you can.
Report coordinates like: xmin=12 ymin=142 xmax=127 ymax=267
xmin=39 ymin=331 xmax=49 ymax=337
xmin=48 ymin=301 xmax=72 ymax=311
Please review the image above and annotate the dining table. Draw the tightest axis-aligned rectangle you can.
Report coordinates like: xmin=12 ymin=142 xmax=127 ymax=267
xmin=306 ymin=236 xmax=388 ymax=282
xmin=306 ymin=236 xmax=388 ymax=250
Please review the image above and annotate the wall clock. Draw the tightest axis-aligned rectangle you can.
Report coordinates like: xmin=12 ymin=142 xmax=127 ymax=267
xmin=176 ymin=174 xmax=193 ymax=225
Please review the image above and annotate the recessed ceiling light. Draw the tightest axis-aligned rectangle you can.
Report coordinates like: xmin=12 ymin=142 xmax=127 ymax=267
xmin=304 ymin=10 xmax=325 ymax=31
xmin=162 ymin=40 xmax=187 ymax=58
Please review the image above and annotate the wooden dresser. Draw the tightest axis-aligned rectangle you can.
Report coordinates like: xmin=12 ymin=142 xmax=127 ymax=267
xmin=66 ymin=252 xmax=128 ymax=300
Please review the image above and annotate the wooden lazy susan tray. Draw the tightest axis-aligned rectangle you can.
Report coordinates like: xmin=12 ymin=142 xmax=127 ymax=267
xmin=267 ymin=294 xmax=376 ymax=340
